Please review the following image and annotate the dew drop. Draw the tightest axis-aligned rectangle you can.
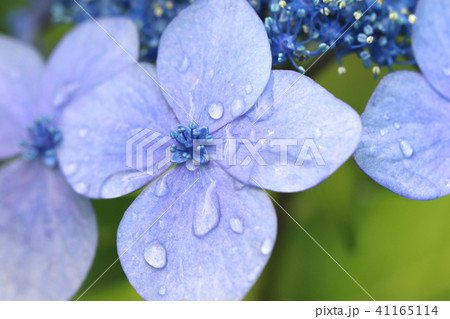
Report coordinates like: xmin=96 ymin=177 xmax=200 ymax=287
xmin=53 ymin=82 xmax=79 ymax=108
xmin=158 ymin=286 xmax=167 ymax=296
xmin=193 ymin=181 xmax=220 ymax=237
xmin=260 ymin=238 xmax=273 ymax=255
xmin=443 ymin=179 xmax=450 ymax=188
xmin=393 ymin=122 xmax=400 ymax=129
xmin=208 ymin=103 xmax=224 ymax=120
xmin=144 ymin=241 xmax=167 ymax=269
xmin=233 ymin=179 xmax=245 ymax=190
xmin=185 ymin=159 xmax=200 ymax=172
xmin=78 ymin=128 xmax=88 ymax=138
xmin=64 ymin=163 xmax=79 ymax=176
xmin=245 ymin=84 xmax=253 ymax=94
xmin=74 ymin=182 xmax=89 ymax=195
xmin=154 ymin=175 xmax=170 ymax=197
xmin=399 ymin=140 xmax=414 ymax=158
xmin=229 ymin=217 xmax=244 ymax=234
xmin=383 ymin=114 xmax=390 ymax=120
xmin=379 ymin=129 xmax=386 ymax=136
xmin=314 ymin=127 xmax=322 ymax=138
xmin=231 ymin=99 xmax=245 ymax=118
xmin=178 ymin=56 xmax=190 ymax=73
xmin=443 ymin=66 xmax=450 ymax=76
xmin=247 ymin=265 xmax=262 ymax=282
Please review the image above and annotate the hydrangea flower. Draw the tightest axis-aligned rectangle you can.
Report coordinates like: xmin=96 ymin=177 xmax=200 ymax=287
xmin=0 ymin=18 xmax=139 ymax=300
xmin=57 ymin=0 xmax=361 ymax=300
xmin=263 ymin=0 xmax=417 ymax=75
xmin=354 ymin=0 xmax=450 ymax=200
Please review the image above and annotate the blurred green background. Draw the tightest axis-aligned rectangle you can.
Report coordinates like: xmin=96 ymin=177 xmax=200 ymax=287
xmin=1 ymin=1 xmax=449 ymax=301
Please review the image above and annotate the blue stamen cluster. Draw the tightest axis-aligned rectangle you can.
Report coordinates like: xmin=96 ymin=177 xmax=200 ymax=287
xmin=259 ymin=0 xmax=417 ymax=76
xmin=50 ymin=0 xmax=194 ymax=61
xmin=19 ymin=117 xmax=62 ymax=168
xmin=169 ymin=122 xmax=212 ymax=165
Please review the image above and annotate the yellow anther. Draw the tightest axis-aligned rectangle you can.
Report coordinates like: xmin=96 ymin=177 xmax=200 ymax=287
xmin=354 ymin=11 xmax=363 ymax=20
xmin=279 ymin=0 xmax=287 ymax=8
xmin=389 ymin=12 xmax=398 ymax=20
xmin=372 ymin=66 xmax=381 ymax=75
xmin=366 ymin=36 xmax=374 ymax=44
xmin=408 ymin=14 xmax=417 ymax=24
xmin=166 ymin=1 xmax=174 ymax=10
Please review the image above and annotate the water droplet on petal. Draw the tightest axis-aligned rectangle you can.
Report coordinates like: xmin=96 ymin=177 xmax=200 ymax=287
xmin=231 ymin=99 xmax=245 ymax=118
xmin=443 ymin=66 xmax=450 ymax=76
xmin=158 ymin=286 xmax=167 ymax=296
xmin=247 ymin=265 xmax=262 ymax=282
xmin=245 ymin=84 xmax=253 ymax=94
xmin=379 ymin=129 xmax=386 ymax=136
xmin=383 ymin=114 xmax=390 ymax=120
xmin=185 ymin=159 xmax=200 ymax=171
xmin=208 ymin=103 xmax=224 ymax=120
xmin=53 ymin=82 xmax=79 ymax=108
xmin=64 ymin=163 xmax=79 ymax=176
xmin=154 ymin=175 xmax=170 ymax=197
xmin=229 ymin=217 xmax=244 ymax=234
xmin=393 ymin=122 xmax=400 ymax=129
xmin=78 ymin=128 xmax=88 ymax=138
xmin=144 ymin=241 xmax=167 ymax=269
xmin=233 ymin=179 xmax=245 ymax=190
xmin=178 ymin=56 xmax=190 ymax=73
xmin=260 ymin=238 xmax=273 ymax=255
xmin=74 ymin=182 xmax=89 ymax=195
xmin=314 ymin=127 xmax=322 ymax=138
xmin=193 ymin=181 xmax=220 ymax=237
xmin=443 ymin=179 xmax=450 ymax=188
xmin=399 ymin=140 xmax=414 ymax=158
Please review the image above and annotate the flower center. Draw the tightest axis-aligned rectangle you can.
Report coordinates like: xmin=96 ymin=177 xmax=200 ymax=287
xmin=19 ymin=117 xmax=62 ymax=168
xmin=169 ymin=122 xmax=213 ymax=166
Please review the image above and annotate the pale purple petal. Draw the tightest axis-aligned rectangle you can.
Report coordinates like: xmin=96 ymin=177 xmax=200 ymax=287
xmin=412 ymin=0 xmax=450 ymax=99
xmin=157 ymin=0 xmax=272 ymax=132
xmin=58 ymin=63 xmax=178 ymax=199
xmin=0 ymin=160 xmax=97 ymax=300
xmin=39 ymin=18 xmax=139 ymax=116
xmin=354 ymin=71 xmax=450 ymax=200
xmin=0 ymin=35 xmax=44 ymax=159
xmin=117 ymin=163 xmax=277 ymax=300
xmin=215 ymin=70 xmax=362 ymax=192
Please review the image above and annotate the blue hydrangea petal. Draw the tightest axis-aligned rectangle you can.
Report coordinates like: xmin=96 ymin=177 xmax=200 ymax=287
xmin=215 ymin=70 xmax=362 ymax=193
xmin=0 ymin=35 xmax=44 ymax=159
xmin=0 ymin=160 xmax=97 ymax=300
xmin=412 ymin=0 xmax=450 ymax=100
xmin=157 ymin=0 xmax=272 ymax=132
xmin=117 ymin=163 xmax=277 ymax=300
xmin=39 ymin=18 xmax=139 ymax=115
xmin=58 ymin=63 xmax=178 ymax=199
xmin=354 ymin=71 xmax=450 ymax=200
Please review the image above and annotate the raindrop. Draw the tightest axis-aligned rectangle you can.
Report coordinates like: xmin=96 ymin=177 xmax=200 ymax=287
xmin=208 ymin=103 xmax=224 ymax=120
xmin=379 ymin=129 xmax=386 ymax=136
xmin=78 ymin=128 xmax=88 ymax=138
xmin=185 ymin=159 xmax=200 ymax=172
xmin=399 ymin=140 xmax=414 ymax=158
xmin=245 ymin=84 xmax=253 ymax=94
xmin=64 ymin=163 xmax=79 ymax=176
xmin=53 ymin=82 xmax=79 ymax=108
xmin=260 ymin=238 xmax=273 ymax=255
xmin=154 ymin=175 xmax=170 ymax=197
xmin=231 ymin=99 xmax=245 ymax=118
xmin=193 ymin=181 xmax=220 ymax=237
xmin=144 ymin=241 xmax=167 ymax=269
xmin=158 ymin=286 xmax=167 ymax=296
xmin=229 ymin=217 xmax=244 ymax=234
xmin=74 ymin=182 xmax=89 ymax=195
xmin=393 ymin=122 xmax=400 ymax=129
xmin=178 ymin=56 xmax=190 ymax=73
xmin=233 ymin=179 xmax=245 ymax=190
xmin=314 ymin=127 xmax=322 ymax=138
xmin=247 ymin=265 xmax=262 ymax=282
xmin=383 ymin=114 xmax=390 ymax=120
